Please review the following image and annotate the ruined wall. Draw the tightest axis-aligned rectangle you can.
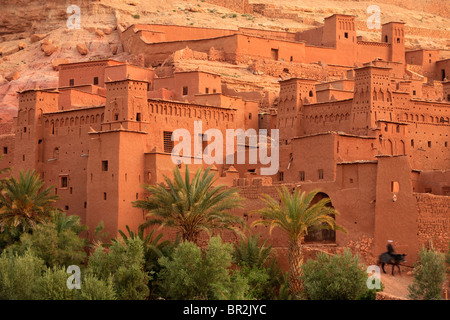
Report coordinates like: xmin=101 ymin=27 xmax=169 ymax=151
xmin=203 ymin=0 xmax=254 ymax=14
xmin=415 ymin=193 xmax=450 ymax=253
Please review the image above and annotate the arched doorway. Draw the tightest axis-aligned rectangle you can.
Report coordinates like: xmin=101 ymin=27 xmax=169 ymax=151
xmin=304 ymin=192 xmax=336 ymax=243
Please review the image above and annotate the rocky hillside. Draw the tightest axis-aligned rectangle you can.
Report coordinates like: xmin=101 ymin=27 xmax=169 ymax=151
xmin=0 ymin=0 xmax=449 ymax=121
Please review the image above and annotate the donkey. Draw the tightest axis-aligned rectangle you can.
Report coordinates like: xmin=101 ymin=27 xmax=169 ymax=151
xmin=378 ymin=253 xmax=407 ymax=276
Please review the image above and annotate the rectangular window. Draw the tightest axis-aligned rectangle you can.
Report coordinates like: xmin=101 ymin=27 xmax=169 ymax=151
xmin=103 ymin=192 xmax=107 ymax=200
xmin=318 ymin=169 xmax=324 ymax=180
xmin=279 ymin=171 xmax=284 ymax=181
xmin=3 ymin=147 xmax=7 ymax=154
xmin=182 ymin=86 xmax=188 ymax=95
xmin=344 ymin=32 xmax=349 ymax=39
xmin=205 ymin=87 xmax=209 ymax=94
xmin=69 ymin=79 xmax=74 ymax=86
xmin=136 ymin=113 xmax=141 ymax=121
xmin=299 ymin=171 xmax=305 ymax=181
xmin=60 ymin=176 xmax=68 ymax=188
xmin=201 ymin=133 xmax=208 ymax=152
xmin=411 ymin=139 xmax=414 ymax=147
xmin=427 ymin=141 xmax=431 ymax=148
xmin=163 ymin=131 xmax=174 ymax=153
xmin=390 ymin=181 xmax=400 ymax=193
xmin=102 ymin=160 xmax=109 ymax=171
xmin=93 ymin=77 xmax=99 ymax=85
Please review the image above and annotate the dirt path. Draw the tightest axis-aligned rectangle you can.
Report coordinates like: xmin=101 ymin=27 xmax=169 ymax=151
xmin=379 ymin=269 xmax=414 ymax=299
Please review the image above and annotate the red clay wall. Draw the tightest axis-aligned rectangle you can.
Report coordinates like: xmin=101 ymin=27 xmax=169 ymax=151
xmin=373 ymin=156 xmax=419 ymax=264
xmin=415 ymin=193 xmax=450 ymax=253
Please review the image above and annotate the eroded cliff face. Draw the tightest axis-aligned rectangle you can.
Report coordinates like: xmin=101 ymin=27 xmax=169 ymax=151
xmin=0 ymin=0 xmax=449 ymax=122
xmin=0 ymin=1 xmax=99 ymax=40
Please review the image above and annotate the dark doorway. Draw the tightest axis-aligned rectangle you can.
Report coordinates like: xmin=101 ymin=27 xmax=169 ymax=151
xmin=442 ymin=69 xmax=446 ymax=81
xmin=304 ymin=192 xmax=336 ymax=243
xmin=271 ymin=48 xmax=279 ymax=61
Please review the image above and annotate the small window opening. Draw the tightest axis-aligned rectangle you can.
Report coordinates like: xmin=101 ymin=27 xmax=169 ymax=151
xmin=318 ymin=169 xmax=324 ymax=180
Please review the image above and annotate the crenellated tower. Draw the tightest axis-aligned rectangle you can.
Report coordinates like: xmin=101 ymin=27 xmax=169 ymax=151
xmin=351 ymin=65 xmax=394 ymax=135
xmin=13 ymin=89 xmax=59 ymax=175
xmin=103 ymin=79 xmax=150 ymax=131
xmin=382 ymin=22 xmax=405 ymax=64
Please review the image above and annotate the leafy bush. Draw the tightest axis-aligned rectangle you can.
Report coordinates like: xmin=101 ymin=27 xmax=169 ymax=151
xmin=78 ymin=273 xmax=116 ymax=300
xmin=357 ymin=282 xmax=384 ymax=300
xmin=0 ymin=250 xmax=45 ymax=299
xmin=301 ymin=249 xmax=368 ymax=300
xmin=408 ymin=247 xmax=446 ymax=300
xmin=9 ymin=218 xmax=87 ymax=268
xmin=88 ymin=237 xmax=150 ymax=300
xmin=232 ymin=234 xmax=284 ymax=299
xmin=35 ymin=266 xmax=78 ymax=300
xmin=158 ymin=236 xmax=249 ymax=300
xmin=0 ymin=226 xmax=22 ymax=253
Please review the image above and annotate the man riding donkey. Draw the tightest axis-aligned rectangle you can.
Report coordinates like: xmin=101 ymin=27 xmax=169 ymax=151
xmin=378 ymin=240 xmax=407 ymax=276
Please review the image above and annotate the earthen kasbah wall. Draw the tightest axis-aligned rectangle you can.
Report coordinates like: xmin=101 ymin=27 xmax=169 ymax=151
xmin=415 ymin=193 xmax=449 ymax=253
xmin=203 ymin=0 xmax=254 ymax=14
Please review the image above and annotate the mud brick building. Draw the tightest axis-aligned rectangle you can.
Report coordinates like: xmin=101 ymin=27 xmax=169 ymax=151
xmin=0 ymin=14 xmax=449 ymax=267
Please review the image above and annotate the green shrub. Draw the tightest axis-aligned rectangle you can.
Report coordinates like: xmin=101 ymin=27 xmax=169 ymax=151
xmin=35 ymin=266 xmax=78 ymax=300
xmin=0 ymin=226 xmax=22 ymax=253
xmin=158 ymin=236 xmax=249 ymax=300
xmin=78 ymin=273 xmax=116 ymax=300
xmin=9 ymin=219 xmax=87 ymax=268
xmin=88 ymin=237 xmax=150 ymax=300
xmin=301 ymin=249 xmax=367 ymax=300
xmin=408 ymin=247 xmax=446 ymax=300
xmin=0 ymin=250 xmax=45 ymax=299
xmin=232 ymin=235 xmax=284 ymax=299
xmin=357 ymin=282 xmax=384 ymax=300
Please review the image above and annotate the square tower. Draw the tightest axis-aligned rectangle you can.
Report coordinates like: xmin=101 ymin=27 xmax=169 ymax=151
xmin=381 ymin=22 xmax=405 ymax=64
xmin=351 ymin=65 xmax=393 ymax=135
xmin=322 ymin=14 xmax=357 ymax=48
xmin=14 ymin=90 xmax=59 ymax=174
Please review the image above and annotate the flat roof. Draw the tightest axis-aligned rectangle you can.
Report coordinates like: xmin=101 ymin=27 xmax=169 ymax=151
xmin=147 ymin=98 xmax=237 ymax=110
xmin=44 ymin=105 xmax=104 ymax=115
xmin=376 ymin=119 xmax=409 ymax=125
xmin=292 ymin=131 xmax=375 ymax=140
xmin=337 ymin=160 xmax=378 ymax=165
xmin=58 ymin=59 xmax=123 ymax=68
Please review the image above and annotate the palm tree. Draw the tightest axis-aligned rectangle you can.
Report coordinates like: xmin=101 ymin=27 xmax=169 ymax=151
xmin=251 ymin=186 xmax=346 ymax=295
xmin=51 ymin=211 xmax=87 ymax=235
xmin=133 ymin=165 xmax=244 ymax=244
xmin=0 ymin=170 xmax=59 ymax=232
xmin=233 ymin=234 xmax=274 ymax=268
